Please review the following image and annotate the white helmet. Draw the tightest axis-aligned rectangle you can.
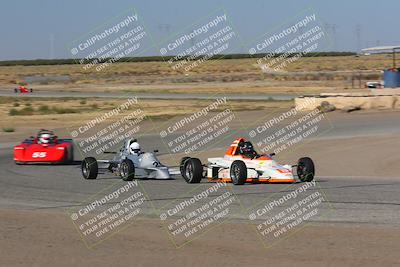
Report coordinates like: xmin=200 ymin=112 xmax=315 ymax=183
xmin=39 ymin=133 xmax=52 ymax=144
xmin=129 ymin=142 xmax=141 ymax=155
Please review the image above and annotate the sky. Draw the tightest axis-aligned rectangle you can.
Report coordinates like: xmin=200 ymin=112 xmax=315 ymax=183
xmin=1 ymin=0 xmax=399 ymax=60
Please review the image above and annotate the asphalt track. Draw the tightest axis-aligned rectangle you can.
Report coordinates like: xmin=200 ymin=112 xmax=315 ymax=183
xmin=1 ymin=111 xmax=399 ymax=226
xmin=0 ymin=90 xmax=295 ymax=100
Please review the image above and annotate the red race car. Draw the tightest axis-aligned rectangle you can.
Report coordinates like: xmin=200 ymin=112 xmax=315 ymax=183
xmin=14 ymin=85 xmax=33 ymax=93
xmin=14 ymin=129 xmax=74 ymax=164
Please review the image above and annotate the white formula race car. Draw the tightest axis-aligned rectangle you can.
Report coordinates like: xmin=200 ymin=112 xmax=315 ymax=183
xmin=81 ymin=138 xmax=171 ymax=180
xmin=180 ymin=138 xmax=315 ymax=185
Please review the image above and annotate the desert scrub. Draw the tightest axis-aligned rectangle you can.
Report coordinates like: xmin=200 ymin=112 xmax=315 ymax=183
xmin=51 ymin=106 xmax=78 ymax=114
xmin=2 ymin=127 xmax=15 ymax=132
xmin=8 ymin=106 xmax=78 ymax=115
xmin=9 ymin=106 xmax=34 ymax=115
xmin=38 ymin=105 xmax=50 ymax=113
xmin=9 ymin=108 xmax=18 ymax=116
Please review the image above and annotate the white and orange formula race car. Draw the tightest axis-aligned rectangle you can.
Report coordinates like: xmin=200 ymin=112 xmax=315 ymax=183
xmin=179 ymin=138 xmax=315 ymax=185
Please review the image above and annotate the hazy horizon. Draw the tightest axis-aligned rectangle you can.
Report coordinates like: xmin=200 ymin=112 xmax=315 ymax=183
xmin=1 ymin=0 xmax=399 ymax=60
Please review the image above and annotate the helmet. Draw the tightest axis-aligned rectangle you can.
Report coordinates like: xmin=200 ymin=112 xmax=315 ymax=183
xmin=239 ymin=141 xmax=255 ymax=156
xmin=129 ymin=142 xmax=141 ymax=155
xmin=38 ymin=132 xmax=53 ymax=144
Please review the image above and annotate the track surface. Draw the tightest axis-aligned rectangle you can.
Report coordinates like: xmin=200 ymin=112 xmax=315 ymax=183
xmin=1 ymin=110 xmax=400 ymax=267
xmin=0 ymin=90 xmax=295 ymax=100
xmin=1 ymin=111 xmax=400 ymax=226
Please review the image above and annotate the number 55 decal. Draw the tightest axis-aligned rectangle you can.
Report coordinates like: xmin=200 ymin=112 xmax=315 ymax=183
xmin=32 ymin=152 xmax=47 ymax=158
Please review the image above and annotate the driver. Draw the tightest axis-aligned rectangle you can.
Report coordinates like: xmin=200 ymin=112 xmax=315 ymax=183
xmin=37 ymin=130 xmax=55 ymax=144
xmin=129 ymin=141 xmax=141 ymax=155
xmin=238 ymin=141 xmax=258 ymax=158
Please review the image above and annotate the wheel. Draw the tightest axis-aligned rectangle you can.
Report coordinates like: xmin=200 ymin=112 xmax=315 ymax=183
xmin=108 ymin=162 xmax=117 ymax=172
xmin=230 ymin=160 xmax=247 ymax=185
xmin=120 ymin=159 xmax=135 ymax=181
xmin=297 ymin=157 xmax=315 ymax=182
xmin=64 ymin=146 xmax=74 ymax=163
xmin=179 ymin=157 xmax=190 ymax=177
xmin=82 ymin=157 xmax=98 ymax=179
xmin=182 ymin=158 xmax=203 ymax=183
xmin=68 ymin=146 xmax=74 ymax=162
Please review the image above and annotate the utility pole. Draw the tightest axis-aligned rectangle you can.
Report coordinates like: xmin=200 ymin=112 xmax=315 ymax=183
xmin=355 ymin=24 xmax=362 ymax=53
xmin=49 ymin=34 xmax=55 ymax=59
xmin=324 ymin=23 xmax=338 ymax=50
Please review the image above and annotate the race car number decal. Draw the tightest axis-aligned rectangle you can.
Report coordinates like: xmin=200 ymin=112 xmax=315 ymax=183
xmin=153 ymin=161 xmax=160 ymax=167
xmin=32 ymin=152 xmax=47 ymax=158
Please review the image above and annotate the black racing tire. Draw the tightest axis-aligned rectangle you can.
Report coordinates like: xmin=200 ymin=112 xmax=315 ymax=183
xmin=82 ymin=157 xmax=98 ymax=179
xmin=179 ymin=157 xmax=190 ymax=177
xmin=68 ymin=145 xmax=74 ymax=162
xmin=64 ymin=145 xmax=74 ymax=163
xmin=68 ymin=146 xmax=74 ymax=162
xmin=182 ymin=158 xmax=203 ymax=183
xmin=297 ymin=157 xmax=315 ymax=182
xmin=120 ymin=159 xmax=135 ymax=181
xmin=230 ymin=160 xmax=247 ymax=185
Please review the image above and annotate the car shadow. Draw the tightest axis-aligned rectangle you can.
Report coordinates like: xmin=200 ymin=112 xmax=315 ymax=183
xmin=17 ymin=160 xmax=82 ymax=166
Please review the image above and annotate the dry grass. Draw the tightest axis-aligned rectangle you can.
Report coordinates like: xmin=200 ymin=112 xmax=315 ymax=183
xmin=0 ymin=54 xmax=392 ymax=94
xmin=0 ymin=97 xmax=292 ymax=141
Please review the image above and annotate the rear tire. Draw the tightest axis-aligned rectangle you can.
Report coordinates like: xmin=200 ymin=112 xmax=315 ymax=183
xmin=65 ymin=146 xmax=74 ymax=163
xmin=182 ymin=158 xmax=203 ymax=183
xmin=82 ymin=157 xmax=98 ymax=179
xmin=69 ymin=145 xmax=74 ymax=162
xmin=230 ymin=160 xmax=247 ymax=185
xmin=120 ymin=159 xmax=135 ymax=181
xmin=297 ymin=157 xmax=315 ymax=182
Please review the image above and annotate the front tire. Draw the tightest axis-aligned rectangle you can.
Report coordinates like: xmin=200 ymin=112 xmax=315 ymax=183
xmin=230 ymin=160 xmax=247 ymax=185
xmin=182 ymin=158 xmax=203 ymax=183
xmin=297 ymin=157 xmax=315 ymax=182
xmin=82 ymin=157 xmax=98 ymax=179
xmin=120 ymin=159 xmax=135 ymax=181
xmin=179 ymin=157 xmax=190 ymax=177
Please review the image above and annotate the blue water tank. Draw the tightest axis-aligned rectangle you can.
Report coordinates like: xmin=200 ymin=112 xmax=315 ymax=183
xmin=384 ymin=69 xmax=400 ymax=88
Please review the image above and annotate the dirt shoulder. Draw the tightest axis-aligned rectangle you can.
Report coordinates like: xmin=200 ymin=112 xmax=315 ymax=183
xmin=0 ymin=209 xmax=399 ymax=267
